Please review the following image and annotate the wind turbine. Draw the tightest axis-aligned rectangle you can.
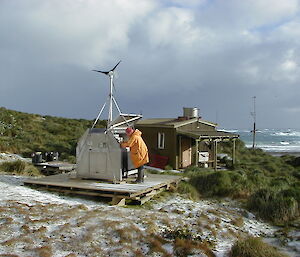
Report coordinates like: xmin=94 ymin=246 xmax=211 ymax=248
xmin=92 ymin=61 xmax=122 ymax=129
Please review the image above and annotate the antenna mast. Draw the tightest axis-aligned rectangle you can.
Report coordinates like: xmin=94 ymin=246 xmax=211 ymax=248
xmin=251 ymin=96 xmax=257 ymax=149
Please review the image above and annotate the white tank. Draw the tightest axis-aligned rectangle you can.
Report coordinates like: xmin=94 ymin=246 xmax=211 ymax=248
xmin=183 ymin=107 xmax=198 ymax=119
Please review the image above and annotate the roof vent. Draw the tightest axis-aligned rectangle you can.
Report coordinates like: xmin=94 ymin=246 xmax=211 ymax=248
xmin=183 ymin=107 xmax=199 ymax=119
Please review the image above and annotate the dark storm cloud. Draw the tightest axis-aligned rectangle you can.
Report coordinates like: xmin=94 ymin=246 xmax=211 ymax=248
xmin=0 ymin=0 xmax=300 ymax=129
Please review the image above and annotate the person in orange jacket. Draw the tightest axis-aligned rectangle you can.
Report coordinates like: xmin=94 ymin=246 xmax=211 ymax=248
xmin=121 ymin=127 xmax=149 ymax=183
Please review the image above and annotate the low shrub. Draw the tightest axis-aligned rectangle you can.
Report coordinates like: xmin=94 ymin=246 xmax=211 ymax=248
xmin=247 ymin=188 xmax=299 ymax=223
xmin=269 ymin=177 xmax=291 ymax=189
xmin=247 ymin=169 xmax=269 ymax=189
xmin=0 ymin=160 xmax=41 ymax=176
xmin=230 ymin=237 xmax=289 ymax=257
xmin=281 ymin=155 xmax=300 ymax=167
xmin=292 ymin=170 xmax=300 ymax=180
xmin=164 ymin=228 xmax=201 ymax=241
xmin=184 ymin=166 xmax=210 ymax=174
xmin=23 ymin=163 xmax=42 ymax=176
xmin=176 ymin=181 xmax=199 ymax=201
xmin=281 ymin=184 xmax=300 ymax=205
xmin=0 ymin=160 xmax=26 ymax=173
xmin=188 ymin=170 xmax=249 ymax=197
xmin=162 ymin=228 xmax=215 ymax=257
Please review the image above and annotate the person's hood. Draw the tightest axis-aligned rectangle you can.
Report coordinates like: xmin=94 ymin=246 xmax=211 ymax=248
xmin=132 ymin=129 xmax=142 ymax=137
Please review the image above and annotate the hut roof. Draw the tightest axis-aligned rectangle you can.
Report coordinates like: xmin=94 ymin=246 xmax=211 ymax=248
xmin=136 ymin=117 xmax=217 ymax=128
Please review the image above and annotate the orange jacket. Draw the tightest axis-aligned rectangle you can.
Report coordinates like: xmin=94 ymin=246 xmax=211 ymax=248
xmin=121 ymin=129 xmax=149 ymax=168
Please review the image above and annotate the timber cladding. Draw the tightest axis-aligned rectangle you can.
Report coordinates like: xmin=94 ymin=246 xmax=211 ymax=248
xmin=135 ymin=126 xmax=177 ymax=168
xmin=178 ymin=122 xmax=215 ymax=131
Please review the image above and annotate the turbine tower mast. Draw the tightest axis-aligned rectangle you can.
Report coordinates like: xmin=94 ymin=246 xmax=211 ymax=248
xmin=92 ymin=60 xmax=121 ymax=129
xmin=108 ymin=70 xmax=114 ymax=125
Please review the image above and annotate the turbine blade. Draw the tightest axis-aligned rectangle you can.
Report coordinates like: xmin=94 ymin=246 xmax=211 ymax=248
xmin=92 ymin=70 xmax=109 ymax=75
xmin=111 ymin=60 xmax=121 ymax=72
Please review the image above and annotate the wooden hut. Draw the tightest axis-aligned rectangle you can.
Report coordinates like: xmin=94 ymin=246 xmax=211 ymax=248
xmin=135 ymin=108 xmax=239 ymax=170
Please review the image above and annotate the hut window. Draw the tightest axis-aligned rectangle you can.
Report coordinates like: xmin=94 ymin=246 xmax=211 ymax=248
xmin=158 ymin=132 xmax=165 ymax=149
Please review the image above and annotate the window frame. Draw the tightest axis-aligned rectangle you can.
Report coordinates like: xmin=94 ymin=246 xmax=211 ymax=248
xmin=158 ymin=132 xmax=165 ymax=149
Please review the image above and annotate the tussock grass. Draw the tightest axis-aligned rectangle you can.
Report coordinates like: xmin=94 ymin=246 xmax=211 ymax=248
xmin=148 ymin=235 xmax=171 ymax=256
xmin=146 ymin=221 xmax=159 ymax=234
xmin=115 ymin=224 xmax=141 ymax=243
xmin=0 ymin=160 xmax=41 ymax=176
xmin=175 ymin=238 xmax=216 ymax=257
xmin=0 ymin=160 xmax=25 ymax=173
xmin=231 ymin=216 xmax=244 ymax=227
xmin=133 ymin=249 xmax=145 ymax=257
xmin=188 ymin=169 xmax=253 ymax=198
xmin=1 ymin=235 xmax=34 ymax=247
xmin=230 ymin=237 xmax=289 ymax=257
xmin=183 ymin=139 xmax=300 ymax=223
xmin=158 ymin=228 xmax=216 ymax=257
xmin=247 ymin=189 xmax=299 ymax=224
xmin=34 ymin=245 xmax=53 ymax=257
xmin=176 ymin=181 xmax=199 ymax=201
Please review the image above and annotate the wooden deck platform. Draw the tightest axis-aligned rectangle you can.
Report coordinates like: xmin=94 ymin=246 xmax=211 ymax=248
xmin=24 ymin=172 xmax=182 ymax=205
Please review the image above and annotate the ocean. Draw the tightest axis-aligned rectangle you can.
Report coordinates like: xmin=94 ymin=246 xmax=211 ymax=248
xmin=221 ymin=128 xmax=300 ymax=155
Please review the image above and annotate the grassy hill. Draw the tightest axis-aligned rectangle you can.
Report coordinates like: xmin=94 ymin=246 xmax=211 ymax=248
xmin=0 ymin=107 xmax=106 ymax=161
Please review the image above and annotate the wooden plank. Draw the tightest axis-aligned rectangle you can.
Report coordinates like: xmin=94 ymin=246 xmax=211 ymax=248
xmin=25 ymin=174 xmax=181 ymax=195
xmin=136 ymin=188 xmax=166 ymax=205
xmin=24 ymin=180 xmax=142 ymax=193
xmin=32 ymin=186 xmax=131 ymax=199
xmin=24 ymin=172 xmax=183 ymax=205
xmin=110 ymin=197 xmax=126 ymax=206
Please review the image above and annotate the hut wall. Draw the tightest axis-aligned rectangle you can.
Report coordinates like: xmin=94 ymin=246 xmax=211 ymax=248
xmin=135 ymin=126 xmax=177 ymax=169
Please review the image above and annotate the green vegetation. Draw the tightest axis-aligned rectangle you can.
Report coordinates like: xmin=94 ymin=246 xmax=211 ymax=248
xmin=176 ymin=181 xmax=199 ymax=201
xmin=247 ymin=188 xmax=298 ymax=223
xmin=230 ymin=237 xmax=289 ymax=257
xmin=0 ymin=160 xmax=41 ymax=176
xmin=184 ymin=139 xmax=300 ymax=224
xmin=0 ymin=107 xmax=105 ymax=160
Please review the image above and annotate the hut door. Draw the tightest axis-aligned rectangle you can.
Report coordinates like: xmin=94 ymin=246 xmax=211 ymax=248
xmin=181 ymin=137 xmax=192 ymax=168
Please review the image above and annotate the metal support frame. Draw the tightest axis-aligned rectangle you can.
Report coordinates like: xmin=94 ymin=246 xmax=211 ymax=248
xmin=92 ymin=101 xmax=107 ymax=129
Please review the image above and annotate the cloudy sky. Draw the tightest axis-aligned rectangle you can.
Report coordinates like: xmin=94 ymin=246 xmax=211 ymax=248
xmin=1 ymin=0 xmax=300 ymax=129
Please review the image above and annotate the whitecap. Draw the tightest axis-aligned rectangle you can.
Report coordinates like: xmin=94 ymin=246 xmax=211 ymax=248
xmin=280 ymin=141 xmax=290 ymax=145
